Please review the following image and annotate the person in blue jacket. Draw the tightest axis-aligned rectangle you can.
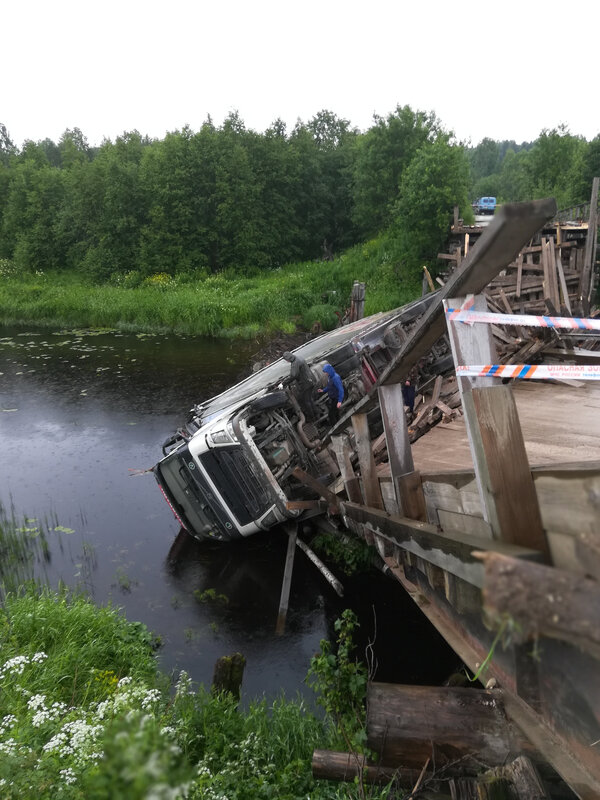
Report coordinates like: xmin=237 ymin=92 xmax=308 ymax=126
xmin=319 ymin=363 xmax=344 ymax=425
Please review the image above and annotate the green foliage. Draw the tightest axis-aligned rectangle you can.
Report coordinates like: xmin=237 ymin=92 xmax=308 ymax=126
xmin=306 ymin=610 xmax=369 ymax=753
xmin=311 ymin=533 xmax=373 ymax=576
xmin=394 ymin=137 xmax=471 ymax=269
xmin=352 ymin=105 xmax=441 ymax=237
xmin=0 ymin=587 xmax=371 ymax=799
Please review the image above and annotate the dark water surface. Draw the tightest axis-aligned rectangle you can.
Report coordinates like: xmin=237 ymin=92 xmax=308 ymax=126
xmin=0 ymin=326 xmax=456 ymax=700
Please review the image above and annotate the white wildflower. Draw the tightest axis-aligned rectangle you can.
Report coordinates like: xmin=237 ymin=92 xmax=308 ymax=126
xmin=59 ymin=767 xmax=77 ymax=785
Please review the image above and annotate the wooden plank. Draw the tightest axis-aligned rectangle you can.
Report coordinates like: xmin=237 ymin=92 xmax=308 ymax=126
xmin=367 ymin=683 xmax=534 ymax=768
xmin=556 ymin=255 xmax=572 ymax=315
xmin=338 ymin=499 xmax=543 ymax=587
xmin=378 ymin=383 xmax=427 ymax=520
xmin=470 ymin=385 xmax=550 ymax=561
xmin=516 ymin=252 xmax=524 ymax=298
xmin=276 ymin=525 xmax=298 ymax=635
xmin=575 ymin=532 xmax=600 ymax=582
xmin=581 ymin=176 xmax=599 ymax=308
xmin=330 ymin=435 xmax=363 ymax=503
xmin=351 ymin=413 xmax=385 ymax=510
xmin=291 ymin=466 xmax=339 ymax=510
xmin=476 ymin=551 xmax=600 ymax=660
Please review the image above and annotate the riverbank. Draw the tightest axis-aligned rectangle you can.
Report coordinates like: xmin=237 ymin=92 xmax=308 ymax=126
xmin=0 ymin=582 xmax=371 ymax=800
xmin=0 ymin=235 xmax=421 ymax=338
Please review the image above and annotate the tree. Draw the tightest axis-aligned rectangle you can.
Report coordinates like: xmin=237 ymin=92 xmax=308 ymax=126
xmin=352 ymin=105 xmax=441 ymax=237
xmin=393 ymin=137 xmax=471 ymax=270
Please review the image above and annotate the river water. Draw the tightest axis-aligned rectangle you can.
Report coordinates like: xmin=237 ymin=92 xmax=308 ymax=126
xmin=0 ymin=325 xmax=457 ymax=700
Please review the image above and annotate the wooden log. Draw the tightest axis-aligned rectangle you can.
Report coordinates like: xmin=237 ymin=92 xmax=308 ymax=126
xmin=367 ymin=683 xmax=534 ymax=768
xmin=212 ymin=653 xmax=246 ymax=699
xmin=296 ymin=536 xmax=344 ymax=596
xmin=475 ymin=551 xmax=600 ymax=660
xmin=311 ymin=749 xmax=419 ymax=786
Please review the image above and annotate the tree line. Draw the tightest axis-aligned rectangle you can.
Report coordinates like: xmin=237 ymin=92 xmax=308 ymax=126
xmin=0 ymin=111 xmax=598 ymax=283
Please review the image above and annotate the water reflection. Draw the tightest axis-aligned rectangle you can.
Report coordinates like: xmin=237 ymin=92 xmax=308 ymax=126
xmin=0 ymin=325 xmax=457 ymax=699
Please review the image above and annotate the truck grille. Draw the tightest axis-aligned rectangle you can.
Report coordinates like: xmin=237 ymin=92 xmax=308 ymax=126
xmin=200 ymin=448 xmax=271 ymax=525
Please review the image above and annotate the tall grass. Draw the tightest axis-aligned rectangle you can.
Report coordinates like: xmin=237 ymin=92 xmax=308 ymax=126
xmin=0 ymin=586 xmax=391 ymax=799
xmin=0 ymin=235 xmax=422 ymax=338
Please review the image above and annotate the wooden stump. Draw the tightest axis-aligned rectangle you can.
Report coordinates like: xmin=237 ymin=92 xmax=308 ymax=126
xmin=212 ymin=653 xmax=246 ymax=699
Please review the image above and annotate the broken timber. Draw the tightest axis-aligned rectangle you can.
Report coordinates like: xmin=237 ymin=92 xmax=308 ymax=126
xmin=301 ymin=198 xmax=600 ymax=799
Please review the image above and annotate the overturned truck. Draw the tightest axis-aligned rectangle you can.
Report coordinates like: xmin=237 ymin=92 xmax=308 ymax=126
xmin=153 ymin=290 xmax=447 ymax=542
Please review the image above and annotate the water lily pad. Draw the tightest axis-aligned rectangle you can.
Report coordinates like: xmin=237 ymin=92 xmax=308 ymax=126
xmin=54 ymin=526 xmax=75 ymax=534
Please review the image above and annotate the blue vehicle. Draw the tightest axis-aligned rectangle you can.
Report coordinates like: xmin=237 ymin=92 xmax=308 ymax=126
xmin=475 ymin=196 xmax=496 ymax=215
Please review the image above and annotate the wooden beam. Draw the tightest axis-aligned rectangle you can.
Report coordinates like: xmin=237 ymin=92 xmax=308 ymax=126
xmin=378 ymin=383 xmax=427 ymax=520
xmin=338 ymin=500 xmax=543 ymax=587
xmin=581 ymin=176 xmax=599 ymax=308
xmin=330 ymin=435 xmax=363 ymax=503
xmin=291 ymin=466 xmax=339 ymax=511
xmin=470 ymin=385 xmax=550 ymax=561
xmin=351 ymin=413 xmax=384 ymax=510
xmin=276 ymin=524 xmax=298 ymax=635
xmin=476 ymin=551 xmax=600 ymax=660
xmin=367 ymin=683 xmax=534 ymax=768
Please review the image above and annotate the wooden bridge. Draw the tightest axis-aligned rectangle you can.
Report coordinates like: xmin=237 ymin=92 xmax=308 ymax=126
xmin=290 ymin=190 xmax=600 ymax=799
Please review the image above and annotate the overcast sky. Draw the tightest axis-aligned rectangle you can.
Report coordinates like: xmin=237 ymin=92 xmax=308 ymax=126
xmin=3 ymin=0 xmax=599 ymax=150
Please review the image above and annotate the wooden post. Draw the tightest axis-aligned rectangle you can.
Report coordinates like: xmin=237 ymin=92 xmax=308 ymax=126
xmin=351 ymin=413 xmax=384 ymax=510
xmin=581 ymin=176 xmax=599 ymax=310
xmin=444 ymin=295 xmax=550 ymax=561
xmin=276 ymin=524 xmax=298 ymax=635
xmin=470 ymin=386 xmax=550 ymax=560
xmin=212 ymin=653 xmax=246 ymax=699
xmin=330 ymin=434 xmax=363 ymax=503
xmin=350 ymin=280 xmax=365 ymax=322
xmin=378 ymin=383 xmax=427 ymax=521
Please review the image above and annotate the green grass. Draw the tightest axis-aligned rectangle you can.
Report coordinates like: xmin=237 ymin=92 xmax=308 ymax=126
xmin=0 ymin=235 xmax=422 ymax=338
xmin=0 ymin=586 xmax=394 ymax=799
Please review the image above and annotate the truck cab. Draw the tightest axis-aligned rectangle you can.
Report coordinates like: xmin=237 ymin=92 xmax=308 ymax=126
xmin=475 ymin=197 xmax=496 ymax=215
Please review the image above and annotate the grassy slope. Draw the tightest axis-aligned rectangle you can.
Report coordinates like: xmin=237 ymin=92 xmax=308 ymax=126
xmin=0 ymin=236 xmax=422 ymax=337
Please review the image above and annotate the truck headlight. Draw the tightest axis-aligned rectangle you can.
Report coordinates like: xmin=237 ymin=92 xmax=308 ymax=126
xmin=210 ymin=429 xmax=233 ymax=445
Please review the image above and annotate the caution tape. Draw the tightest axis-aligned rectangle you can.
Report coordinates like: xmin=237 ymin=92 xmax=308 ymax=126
xmin=445 ymin=308 xmax=600 ymax=332
xmin=456 ymin=364 xmax=600 ymax=380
